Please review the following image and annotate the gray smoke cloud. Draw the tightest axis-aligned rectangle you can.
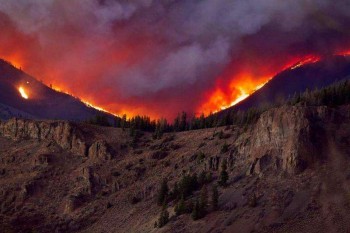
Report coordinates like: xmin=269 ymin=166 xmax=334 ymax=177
xmin=0 ymin=0 xmax=349 ymax=118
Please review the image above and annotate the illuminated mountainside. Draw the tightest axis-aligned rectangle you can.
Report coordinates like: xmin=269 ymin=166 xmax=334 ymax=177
xmin=229 ymin=55 xmax=350 ymax=112
xmin=0 ymin=59 xmax=114 ymax=121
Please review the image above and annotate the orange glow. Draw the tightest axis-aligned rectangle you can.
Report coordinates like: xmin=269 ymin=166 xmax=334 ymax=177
xmin=50 ymin=85 xmax=119 ymax=117
xmin=199 ymin=55 xmax=322 ymax=115
xmin=2 ymin=50 xmax=348 ymax=120
xmin=1 ymin=54 xmax=24 ymax=69
xmin=336 ymin=49 xmax=350 ymax=57
xmin=18 ymin=86 xmax=29 ymax=99
xmin=289 ymin=56 xmax=320 ymax=70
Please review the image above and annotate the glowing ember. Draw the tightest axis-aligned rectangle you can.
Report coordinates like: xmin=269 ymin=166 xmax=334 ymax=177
xmin=18 ymin=86 xmax=29 ymax=99
xmin=290 ymin=56 xmax=320 ymax=70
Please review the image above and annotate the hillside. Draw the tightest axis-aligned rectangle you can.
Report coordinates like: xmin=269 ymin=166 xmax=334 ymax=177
xmin=0 ymin=59 xmax=114 ymax=121
xmin=227 ymin=55 xmax=350 ymax=113
xmin=1 ymin=103 xmax=350 ymax=232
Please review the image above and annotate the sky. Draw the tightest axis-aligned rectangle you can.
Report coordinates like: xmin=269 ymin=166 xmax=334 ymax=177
xmin=1 ymin=0 xmax=350 ymax=119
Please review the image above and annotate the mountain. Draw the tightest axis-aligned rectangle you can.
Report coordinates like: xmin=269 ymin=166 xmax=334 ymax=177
xmin=228 ymin=55 xmax=350 ymax=112
xmin=0 ymin=59 xmax=114 ymax=121
xmin=1 ymin=104 xmax=350 ymax=232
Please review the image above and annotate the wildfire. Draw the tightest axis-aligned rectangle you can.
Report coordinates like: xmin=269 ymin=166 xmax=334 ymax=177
xmin=336 ymin=49 xmax=350 ymax=57
xmin=199 ymin=55 xmax=324 ymax=115
xmin=289 ymin=56 xmax=321 ymax=70
xmin=50 ymin=85 xmax=119 ymax=116
xmin=18 ymin=86 xmax=29 ymax=99
xmin=4 ymin=50 xmax=350 ymax=119
xmin=84 ymin=101 xmax=118 ymax=116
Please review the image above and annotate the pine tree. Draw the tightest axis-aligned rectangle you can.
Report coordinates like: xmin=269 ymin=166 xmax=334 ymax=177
xmin=211 ymin=185 xmax=219 ymax=210
xmin=121 ymin=114 xmax=127 ymax=131
xmin=157 ymin=178 xmax=169 ymax=206
xmin=180 ymin=111 xmax=187 ymax=131
xmin=218 ymin=160 xmax=229 ymax=187
xmin=199 ymin=185 xmax=208 ymax=215
xmin=171 ymin=182 xmax=180 ymax=201
xmin=191 ymin=199 xmax=200 ymax=220
xmin=174 ymin=196 xmax=186 ymax=216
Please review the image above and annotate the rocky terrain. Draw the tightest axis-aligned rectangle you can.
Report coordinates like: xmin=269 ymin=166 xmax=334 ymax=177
xmin=1 ymin=104 xmax=350 ymax=233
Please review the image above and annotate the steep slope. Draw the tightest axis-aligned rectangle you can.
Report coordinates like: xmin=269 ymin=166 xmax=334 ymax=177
xmin=226 ymin=55 xmax=350 ymax=113
xmin=1 ymin=104 xmax=350 ymax=233
xmin=0 ymin=59 xmax=114 ymax=121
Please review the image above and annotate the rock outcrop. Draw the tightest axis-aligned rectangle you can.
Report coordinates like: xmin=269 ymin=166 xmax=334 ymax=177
xmin=235 ymin=106 xmax=331 ymax=174
xmin=0 ymin=118 xmax=112 ymax=159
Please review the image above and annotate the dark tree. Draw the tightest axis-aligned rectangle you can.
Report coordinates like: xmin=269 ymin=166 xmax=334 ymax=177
xmin=157 ymin=178 xmax=169 ymax=206
xmin=211 ymin=185 xmax=219 ymax=210
xmin=199 ymin=185 xmax=208 ymax=214
xmin=191 ymin=199 xmax=201 ymax=220
xmin=174 ymin=196 xmax=186 ymax=216
xmin=218 ymin=160 xmax=229 ymax=187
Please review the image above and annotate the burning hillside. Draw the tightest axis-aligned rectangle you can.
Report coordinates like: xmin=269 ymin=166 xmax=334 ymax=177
xmin=0 ymin=59 xmax=115 ymax=121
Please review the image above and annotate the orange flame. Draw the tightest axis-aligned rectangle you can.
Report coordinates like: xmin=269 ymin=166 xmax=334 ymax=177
xmin=50 ymin=85 xmax=119 ymax=117
xmin=18 ymin=86 xmax=29 ymax=99
xmin=289 ymin=56 xmax=320 ymax=70
xmin=199 ymin=55 xmax=322 ymax=115
xmin=2 ymin=50 xmax=348 ymax=119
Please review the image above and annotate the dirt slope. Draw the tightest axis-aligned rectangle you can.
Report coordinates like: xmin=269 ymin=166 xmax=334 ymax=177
xmin=1 ymin=105 xmax=350 ymax=233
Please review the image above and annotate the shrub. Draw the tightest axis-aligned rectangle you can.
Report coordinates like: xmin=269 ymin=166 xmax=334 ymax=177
xmin=217 ymin=130 xmax=224 ymax=139
xmin=151 ymin=150 xmax=169 ymax=160
xmin=158 ymin=204 xmax=169 ymax=228
xmin=130 ymin=196 xmax=141 ymax=205
xmin=170 ymin=143 xmax=181 ymax=150
xmin=134 ymin=150 xmax=143 ymax=155
xmin=248 ymin=193 xmax=257 ymax=207
xmin=197 ymin=152 xmax=206 ymax=163
xmin=162 ymin=134 xmax=175 ymax=143
xmin=221 ymin=142 xmax=229 ymax=153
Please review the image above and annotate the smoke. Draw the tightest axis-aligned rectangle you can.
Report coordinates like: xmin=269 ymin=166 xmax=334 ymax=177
xmin=0 ymin=0 xmax=350 ymax=119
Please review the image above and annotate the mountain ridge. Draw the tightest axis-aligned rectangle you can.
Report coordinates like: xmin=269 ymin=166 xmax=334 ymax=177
xmin=221 ymin=55 xmax=350 ymax=115
xmin=0 ymin=59 xmax=114 ymax=121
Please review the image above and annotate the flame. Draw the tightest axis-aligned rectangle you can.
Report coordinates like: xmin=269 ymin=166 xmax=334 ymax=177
xmin=289 ymin=56 xmax=321 ymax=70
xmin=336 ymin=49 xmax=350 ymax=57
xmin=18 ymin=86 xmax=29 ymax=99
xmin=2 ymin=50 xmax=348 ymax=119
xmin=199 ymin=55 xmax=323 ymax=115
xmin=50 ymin=85 xmax=119 ymax=117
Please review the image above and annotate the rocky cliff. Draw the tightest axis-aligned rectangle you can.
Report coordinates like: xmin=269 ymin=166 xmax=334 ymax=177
xmin=0 ymin=118 xmax=112 ymax=160
xmin=234 ymin=105 xmax=348 ymax=174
